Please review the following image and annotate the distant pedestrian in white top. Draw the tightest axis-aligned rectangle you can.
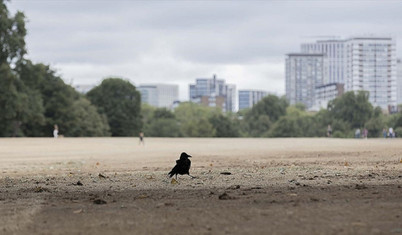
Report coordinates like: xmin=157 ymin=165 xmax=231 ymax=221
xmin=53 ymin=124 xmax=59 ymax=138
xmin=389 ymin=127 xmax=394 ymax=138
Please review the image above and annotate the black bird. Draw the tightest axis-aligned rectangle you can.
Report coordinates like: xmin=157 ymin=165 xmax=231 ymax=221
xmin=168 ymin=152 xmax=194 ymax=179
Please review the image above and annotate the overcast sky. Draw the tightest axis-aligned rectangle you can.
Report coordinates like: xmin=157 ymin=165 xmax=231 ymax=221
xmin=7 ymin=0 xmax=402 ymax=100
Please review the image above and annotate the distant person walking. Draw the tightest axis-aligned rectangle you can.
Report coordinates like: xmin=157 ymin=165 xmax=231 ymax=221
xmin=327 ymin=125 xmax=332 ymax=137
xmin=53 ymin=124 xmax=59 ymax=138
xmin=355 ymin=128 xmax=361 ymax=139
xmin=383 ymin=128 xmax=387 ymax=138
xmin=363 ymin=128 xmax=368 ymax=139
xmin=389 ymin=127 xmax=394 ymax=138
xmin=139 ymin=131 xmax=145 ymax=145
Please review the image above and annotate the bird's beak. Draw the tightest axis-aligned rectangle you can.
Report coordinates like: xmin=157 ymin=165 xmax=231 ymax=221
xmin=188 ymin=155 xmax=192 ymax=158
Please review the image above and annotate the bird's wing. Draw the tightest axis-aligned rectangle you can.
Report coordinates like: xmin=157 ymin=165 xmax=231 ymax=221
xmin=184 ymin=159 xmax=191 ymax=174
xmin=168 ymin=164 xmax=179 ymax=178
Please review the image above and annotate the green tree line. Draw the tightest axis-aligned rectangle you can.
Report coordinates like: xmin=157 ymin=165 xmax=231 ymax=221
xmin=1 ymin=1 xmax=402 ymax=138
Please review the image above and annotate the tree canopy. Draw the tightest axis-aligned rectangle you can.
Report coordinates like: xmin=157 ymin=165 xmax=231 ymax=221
xmin=243 ymin=95 xmax=288 ymax=137
xmin=328 ymin=91 xmax=373 ymax=129
xmin=0 ymin=1 xmax=26 ymax=64
xmin=86 ymin=78 xmax=142 ymax=136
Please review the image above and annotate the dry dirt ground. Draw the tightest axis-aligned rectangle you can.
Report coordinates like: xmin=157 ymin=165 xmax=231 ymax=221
xmin=0 ymin=138 xmax=401 ymax=235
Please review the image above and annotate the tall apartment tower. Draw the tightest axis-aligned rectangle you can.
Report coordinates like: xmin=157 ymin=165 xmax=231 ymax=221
xmin=398 ymin=59 xmax=402 ymax=105
xmin=238 ymin=90 xmax=268 ymax=110
xmin=225 ymin=84 xmax=237 ymax=112
xmin=189 ymin=74 xmax=236 ymax=112
xmin=285 ymin=53 xmax=327 ymax=109
xmin=138 ymin=84 xmax=179 ymax=109
xmin=297 ymin=36 xmax=397 ymax=111
xmin=345 ymin=37 xmax=397 ymax=111
xmin=301 ymin=39 xmax=346 ymax=84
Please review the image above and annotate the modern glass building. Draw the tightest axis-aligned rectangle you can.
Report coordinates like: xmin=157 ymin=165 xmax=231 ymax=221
xmin=138 ymin=84 xmax=179 ymax=109
xmin=285 ymin=53 xmax=327 ymax=109
xmin=189 ymin=74 xmax=236 ymax=112
xmin=238 ymin=90 xmax=268 ymax=111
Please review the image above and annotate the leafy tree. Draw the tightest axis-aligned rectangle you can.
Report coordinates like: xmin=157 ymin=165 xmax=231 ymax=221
xmin=65 ymin=98 xmax=110 ymax=137
xmin=18 ymin=88 xmax=46 ymax=136
xmin=395 ymin=127 xmax=402 ymax=138
xmin=140 ymin=103 xmax=156 ymax=129
xmin=0 ymin=1 xmax=27 ymax=64
xmin=209 ymin=113 xmax=239 ymax=137
xmin=247 ymin=95 xmax=288 ymax=122
xmin=87 ymin=78 xmax=142 ymax=136
xmin=0 ymin=63 xmax=44 ymax=136
xmin=365 ymin=106 xmax=385 ymax=137
xmin=294 ymin=103 xmax=307 ymax=111
xmin=243 ymin=95 xmax=288 ymax=136
xmin=142 ymin=107 xmax=181 ymax=137
xmin=330 ymin=119 xmax=352 ymax=138
xmin=18 ymin=62 xmax=77 ymax=136
xmin=243 ymin=114 xmax=272 ymax=137
xmin=181 ymin=118 xmax=216 ymax=137
xmin=174 ymin=102 xmax=219 ymax=137
xmin=314 ymin=109 xmax=332 ymax=137
xmin=16 ymin=61 xmax=110 ymax=137
xmin=328 ymin=91 xmax=373 ymax=129
xmin=268 ymin=106 xmax=316 ymax=137
xmin=146 ymin=119 xmax=181 ymax=137
xmin=153 ymin=107 xmax=175 ymax=119
xmin=393 ymin=112 xmax=402 ymax=129
xmin=0 ymin=1 xmax=43 ymax=136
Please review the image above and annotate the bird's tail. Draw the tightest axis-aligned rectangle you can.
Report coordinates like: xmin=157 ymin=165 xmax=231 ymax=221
xmin=168 ymin=171 xmax=174 ymax=178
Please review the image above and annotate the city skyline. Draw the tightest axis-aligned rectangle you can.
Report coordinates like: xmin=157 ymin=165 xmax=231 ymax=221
xmin=286 ymin=36 xmax=397 ymax=111
xmin=7 ymin=1 xmax=402 ymax=100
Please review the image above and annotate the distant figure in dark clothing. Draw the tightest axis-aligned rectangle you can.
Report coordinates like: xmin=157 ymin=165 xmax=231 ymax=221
xmin=327 ymin=125 xmax=332 ymax=137
xmin=383 ymin=128 xmax=387 ymax=138
xmin=139 ymin=132 xmax=144 ymax=145
xmin=168 ymin=152 xmax=194 ymax=179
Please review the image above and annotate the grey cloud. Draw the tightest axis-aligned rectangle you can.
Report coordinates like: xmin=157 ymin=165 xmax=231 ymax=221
xmin=14 ymin=1 xmax=402 ymax=65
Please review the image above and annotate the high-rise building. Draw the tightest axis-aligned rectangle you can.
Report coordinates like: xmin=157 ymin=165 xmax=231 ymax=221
xmin=238 ymin=90 xmax=268 ymax=110
xmin=397 ymin=59 xmax=402 ymax=105
xmin=285 ymin=53 xmax=327 ymax=109
xmin=344 ymin=37 xmax=397 ymax=111
xmin=189 ymin=74 xmax=236 ymax=112
xmin=300 ymin=36 xmax=397 ymax=111
xmin=138 ymin=84 xmax=179 ymax=109
xmin=301 ymin=39 xmax=346 ymax=84
xmin=226 ymin=84 xmax=237 ymax=112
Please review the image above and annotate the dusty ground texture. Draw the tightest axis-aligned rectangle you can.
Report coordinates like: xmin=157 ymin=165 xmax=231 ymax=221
xmin=0 ymin=138 xmax=401 ymax=235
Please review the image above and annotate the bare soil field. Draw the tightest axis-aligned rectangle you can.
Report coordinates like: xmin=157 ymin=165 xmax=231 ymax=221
xmin=0 ymin=138 xmax=401 ymax=235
